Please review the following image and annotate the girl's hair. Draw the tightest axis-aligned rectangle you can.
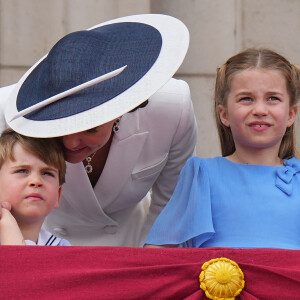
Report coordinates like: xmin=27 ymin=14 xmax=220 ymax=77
xmin=214 ymin=48 xmax=300 ymax=159
xmin=0 ymin=128 xmax=66 ymax=185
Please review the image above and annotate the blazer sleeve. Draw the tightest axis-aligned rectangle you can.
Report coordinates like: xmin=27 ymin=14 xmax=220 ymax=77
xmin=141 ymin=80 xmax=198 ymax=242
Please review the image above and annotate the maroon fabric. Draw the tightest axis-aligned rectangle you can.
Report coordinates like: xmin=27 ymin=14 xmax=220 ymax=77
xmin=2 ymin=246 xmax=300 ymax=299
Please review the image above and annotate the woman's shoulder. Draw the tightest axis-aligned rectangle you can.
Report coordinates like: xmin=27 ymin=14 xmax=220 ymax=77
xmin=155 ymin=77 xmax=189 ymax=94
xmin=149 ymin=78 xmax=191 ymax=105
xmin=134 ymin=78 xmax=196 ymax=137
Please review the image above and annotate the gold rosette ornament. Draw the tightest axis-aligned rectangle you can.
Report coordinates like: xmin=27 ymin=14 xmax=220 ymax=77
xmin=199 ymin=257 xmax=245 ymax=300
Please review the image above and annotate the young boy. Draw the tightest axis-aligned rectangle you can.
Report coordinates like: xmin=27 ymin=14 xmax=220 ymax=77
xmin=0 ymin=128 xmax=70 ymax=245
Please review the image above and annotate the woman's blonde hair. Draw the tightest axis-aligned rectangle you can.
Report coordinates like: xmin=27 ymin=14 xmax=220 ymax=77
xmin=0 ymin=128 xmax=66 ymax=185
xmin=214 ymin=48 xmax=300 ymax=159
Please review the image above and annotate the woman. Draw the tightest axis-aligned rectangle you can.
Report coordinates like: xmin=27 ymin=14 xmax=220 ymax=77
xmin=1 ymin=14 xmax=197 ymax=246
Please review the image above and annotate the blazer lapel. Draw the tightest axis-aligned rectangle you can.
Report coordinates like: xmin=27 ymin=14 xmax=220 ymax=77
xmin=63 ymin=162 xmax=116 ymax=224
xmin=94 ymin=110 xmax=149 ymax=210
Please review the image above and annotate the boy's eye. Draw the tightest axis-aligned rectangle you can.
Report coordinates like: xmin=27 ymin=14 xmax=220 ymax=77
xmin=239 ymin=97 xmax=252 ymax=102
xmin=43 ymin=171 xmax=55 ymax=177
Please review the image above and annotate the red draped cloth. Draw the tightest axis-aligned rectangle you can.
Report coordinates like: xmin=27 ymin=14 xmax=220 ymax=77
xmin=2 ymin=246 xmax=300 ymax=299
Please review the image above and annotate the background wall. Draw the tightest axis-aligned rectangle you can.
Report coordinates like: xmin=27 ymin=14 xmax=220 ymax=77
xmin=1 ymin=0 xmax=299 ymax=157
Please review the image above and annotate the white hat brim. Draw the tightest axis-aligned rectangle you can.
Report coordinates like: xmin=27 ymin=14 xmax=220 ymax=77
xmin=5 ymin=14 xmax=189 ymax=138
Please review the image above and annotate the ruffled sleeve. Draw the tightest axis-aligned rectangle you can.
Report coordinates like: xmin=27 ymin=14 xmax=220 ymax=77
xmin=145 ymin=157 xmax=215 ymax=247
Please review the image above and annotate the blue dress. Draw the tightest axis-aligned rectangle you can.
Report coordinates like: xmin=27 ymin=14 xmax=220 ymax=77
xmin=146 ymin=157 xmax=300 ymax=249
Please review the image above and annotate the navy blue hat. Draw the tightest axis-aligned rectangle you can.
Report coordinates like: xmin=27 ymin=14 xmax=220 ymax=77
xmin=5 ymin=14 xmax=189 ymax=137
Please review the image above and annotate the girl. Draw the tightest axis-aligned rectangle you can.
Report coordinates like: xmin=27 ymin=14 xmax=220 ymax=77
xmin=145 ymin=48 xmax=300 ymax=249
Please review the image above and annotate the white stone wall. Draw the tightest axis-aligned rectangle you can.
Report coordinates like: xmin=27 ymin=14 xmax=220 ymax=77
xmin=0 ymin=0 xmax=299 ymax=157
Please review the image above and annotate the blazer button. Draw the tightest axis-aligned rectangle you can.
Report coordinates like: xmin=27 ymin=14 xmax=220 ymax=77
xmin=103 ymin=225 xmax=117 ymax=234
xmin=53 ymin=227 xmax=67 ymax=236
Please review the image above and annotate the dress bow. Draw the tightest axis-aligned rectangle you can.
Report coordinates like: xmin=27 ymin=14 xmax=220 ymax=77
xmin=276 ymin=158 xmax=300 ymax=196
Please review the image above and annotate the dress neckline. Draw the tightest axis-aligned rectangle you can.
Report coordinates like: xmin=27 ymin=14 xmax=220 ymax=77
xmin=220 ymin=156 xmax=287 ymax=168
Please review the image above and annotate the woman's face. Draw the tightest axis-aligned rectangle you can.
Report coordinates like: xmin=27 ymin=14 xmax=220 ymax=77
xmin=61 ymin=119 xmax=116 ymax=163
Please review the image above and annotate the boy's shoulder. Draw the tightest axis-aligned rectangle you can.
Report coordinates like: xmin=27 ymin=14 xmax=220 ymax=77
xmin=25 ymin=229 xmax=71 ymax=246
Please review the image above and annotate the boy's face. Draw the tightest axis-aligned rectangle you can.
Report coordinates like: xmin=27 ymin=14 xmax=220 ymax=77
xmin=0 ymin=142 xmax=62 ymax=224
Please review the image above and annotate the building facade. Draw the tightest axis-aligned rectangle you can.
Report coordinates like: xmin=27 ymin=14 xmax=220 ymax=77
xmin=1 ymin=0 xmax=299 ymax=156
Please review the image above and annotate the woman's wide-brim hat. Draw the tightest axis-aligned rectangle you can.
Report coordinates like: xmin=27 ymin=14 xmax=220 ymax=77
xmin=4 ymin=14 xmax=189 ymax=138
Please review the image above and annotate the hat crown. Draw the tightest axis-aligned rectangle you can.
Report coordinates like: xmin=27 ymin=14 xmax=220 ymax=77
xmin=17 ymin=22 xmax=162 ymax=120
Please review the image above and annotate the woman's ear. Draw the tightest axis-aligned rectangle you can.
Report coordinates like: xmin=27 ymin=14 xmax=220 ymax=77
xmin=287 ymin=105 xmax=298 ymax=127
xmin=218 ymin=104 xmax=230 ymax=127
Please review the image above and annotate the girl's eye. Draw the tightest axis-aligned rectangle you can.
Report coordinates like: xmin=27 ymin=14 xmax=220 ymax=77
xmin=268 ymin=96 xmax=280 ymax=102
xmin=239 ymin=97 xmax=252 ymax=102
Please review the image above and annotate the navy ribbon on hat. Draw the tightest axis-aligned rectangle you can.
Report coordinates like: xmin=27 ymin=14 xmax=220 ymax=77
xmin=275 ymin=158 xmax=300 ymax=196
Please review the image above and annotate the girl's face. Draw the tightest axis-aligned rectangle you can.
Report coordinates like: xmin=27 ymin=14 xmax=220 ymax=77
xmin=218 ymin=68 xmax=298 ymax=153
xmin=61 ymin=119 xmax=116 ymax=163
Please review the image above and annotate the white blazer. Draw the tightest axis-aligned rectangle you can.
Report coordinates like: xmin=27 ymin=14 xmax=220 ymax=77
xmin=0 ymin=78 xmax=197 ymax=247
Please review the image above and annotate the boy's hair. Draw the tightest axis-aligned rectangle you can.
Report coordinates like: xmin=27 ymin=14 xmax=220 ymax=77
xmin=214 ymin=47 xmax=300 ymax=159
xmin=0 ymin=128 xmax=66 ymax=185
